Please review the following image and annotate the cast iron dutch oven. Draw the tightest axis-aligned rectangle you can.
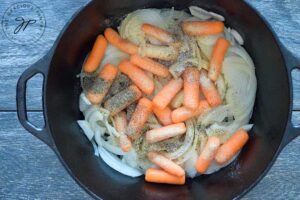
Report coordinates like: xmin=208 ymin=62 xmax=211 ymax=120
xmin=16 ymin=0 xmax=300 ymax=199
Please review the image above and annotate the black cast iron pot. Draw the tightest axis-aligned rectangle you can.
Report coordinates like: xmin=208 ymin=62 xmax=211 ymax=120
xmin=16 ymin=0 xmax=300 ymax=199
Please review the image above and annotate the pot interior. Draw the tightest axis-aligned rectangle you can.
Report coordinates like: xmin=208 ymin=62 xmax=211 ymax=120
xmin=46 ymin=0 xmax=290 ymax=199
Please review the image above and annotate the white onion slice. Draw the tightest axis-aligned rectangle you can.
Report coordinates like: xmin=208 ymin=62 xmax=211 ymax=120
xmin=91 ymin=140 xmax=99 ymax=156
xmin=199 ymin=105 xmax=231 ymax=126
xmin=183 ymin=150 xmax=198 ymax=178
xmin=88 ymin=111 xmax=104 ymax=132
xmin=77 ymin=120 xmax=94 ymax=141
xmin=230 ymin=29 xmax=244 ymax=45
xmin=216 ymin=75 xmax=226 ymax=100
xmin=189 ymin=6 xmax=225 ymax=21
xmin=189 ymin=6 xmax=211 ymax=20
xmin=98 ymin=147 xmax=143 ymax=177
xmin=79 ymin=93 xmax=91 ymax=112
xmin=165 ymin=121 xmax=194 ymax=159
xmin=208 ymin=11 xmax=225 ymax=21
xmin=94 ymin=129 xmax=125 ymax=155
xmin=228 ymin=46 xmax=255 ymax=67
xmin=241 ymin=124 xmax=254 ymax=131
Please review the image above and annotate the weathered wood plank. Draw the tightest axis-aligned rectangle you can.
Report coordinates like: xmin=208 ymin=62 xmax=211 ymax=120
xmin=0 ymin=0 xmax=299 ymax=110
xmin=0 ymin=112 xmax=299 ymax=199
xmin=0 ymin=112 xmax=91 ymax=200
xmin=0 ymin=0 xmax=89 ymax=111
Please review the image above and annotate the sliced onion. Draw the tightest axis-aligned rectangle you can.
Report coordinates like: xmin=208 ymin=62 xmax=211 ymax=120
xmin=94 ymin=129 xmax=125 ymax=155
xmin=77 ymin=120 xmax=94 ymax=141
xmin=83 ymin=106 xmax=98 ymax=122
xmin=79 ymin=93 xmax=91 ymax=112
xmin=189 ymin=6 xmax=225 ymax=21
xmin=241 ymin=124 xmax=253 ymax=131
xmin=165 ymin=120 xmax=194 ymax=160
xmin=88 ymin=111 xmax=104 ymax=132
xmin=223 ymin=56 xmax=256 ymax=124
xmin=176 ymin=128 xmax=199 ymax=165
xmin=228 ymin=46 xmax=255 ymax=67
xmin=122 ymin=150 xmax=139 ymax=169
xmin=198 ymin=105 xmax=231 ymax=126
xmin=230 ymin=28 xmax=244 ymax=45
xmin=208 ymin=11 xmax=225 ymax=21
xmin=98 ymin=147 xmax=143 ymax=177
xmin=91 ymin=140 xmax=99 ymax=156
xmin=100 ymin=44 xmax=128 ymax=68
xmin=183 ymin=150 xmax=198 ymax=178
xmin=216 ymin=75 xmax=226 ymax=100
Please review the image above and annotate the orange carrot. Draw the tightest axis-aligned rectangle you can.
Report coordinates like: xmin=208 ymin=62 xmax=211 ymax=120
xmin=199 ymin=70 xmax=222 ymax=107
xmin=152 ymin=78 xmax=183 ymax=110
xmin=182 ymin=21 xmax=224 ymax=36
xmin=195 ymin=136 xmax=221 ymax=173
xmin=142 ymin=23 xmax=174 ymax=44
xmin=119 ymin=60 xmax=155 ymax=95
xmin=153 ymin=106 xmax=172 ymax=126
xmin=148 ymin=152 xmax=185 ymax=177
xmin=170 ymin=90 xmax=184 ymax=109
xmin=171 ymin=100 xmax=210 ymax=123
xmin=87 ymin=64 xmax=118 ymax=105
xmin=183 ymin=67 xmax=200 ymax=109
xmin=83 ymin=35 xmax=108 ymax=73
xmin=113 ymin=111 xmax=132 ymax=152
xmin=104 ymin=28 xmax=138 ymax=55
xmin=215 ymin=129 xmax=249 ymax=164
xmin=126 ymin=98 xmax=153 ymax=140
xmin=208 ymin=38 xmax=230 ymax=81
xmin=104 ymin=85 xmax=142 ymax=116
xmin=145 ymin=168 xmax=185 ymax=185
xmin=146 ymin=123 xmax=186 ymax=143
xmin=130 ymin=55 xmax=170 ymax=77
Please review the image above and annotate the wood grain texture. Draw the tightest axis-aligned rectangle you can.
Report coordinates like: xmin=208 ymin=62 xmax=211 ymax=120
xmin=0 ymin=112 xmax=91 ymax=200
xmin=0 ymin=0 xmax=299 ymax=199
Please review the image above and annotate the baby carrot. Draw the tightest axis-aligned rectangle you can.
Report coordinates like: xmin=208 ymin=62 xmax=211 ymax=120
xmin=215 ymin=129 xmax=249 ymax=165
xmin=183 ymin=67 xmax=200 ymax=109
xmin=199 ymin=70 xmax=222 ymax=107
xmin=148 ymin=151 xmax=185 ymax=177
xmin=126 ymin=98 xmax=153 ymax=140
xmin=152 ymin=78 xmax=183 ymax=110
xmin=104 ymin=27 xmax=138 ymax=55
xmin=139 ymin=44 xmax=179 ymax=61
xmin=170 ymin=90 xmax=184 ymax=109
xmin=208 ymin=38 xmax=230 ymax=81
xmin=195 ymin=136 xmax=221 ymax=173
xmin=114 ymin=111 xmax=132 ymax=152
xmin=130 ymin=55 xmax=170 ymax=77
xmin=142 ymin=23 xmax=175 ymax=44
xmin=119 ymin=60 xmax=155 ymax=95
xmin=145 ymin=168 xmax=185 ymax=185
xmin=153 ymin=106 xmax=172 ymax=126
xmin=171 ymin=100 xmax=210 ymax=123
xmin=182 ymin=21 xmax=224 ymax=36
xmin=83 ymin=35 xmax=108 ymax=73
xmin=146 ymin=123 xmax=186 ymax=143
xmin=104 ymin=85 xmax=142 ymax=116
xmin=87 ymin=63 xmax=118 ymax=105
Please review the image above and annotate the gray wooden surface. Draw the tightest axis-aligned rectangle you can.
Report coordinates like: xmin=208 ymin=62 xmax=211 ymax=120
xmin=0 ymin=0 xmax=299 ymax=199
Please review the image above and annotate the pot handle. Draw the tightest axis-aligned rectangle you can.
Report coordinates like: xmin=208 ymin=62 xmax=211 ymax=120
xmin=280 ymin=44 xmax=300 ymax=147
xmin=16 ymin=51 xmax=54 ymax=148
